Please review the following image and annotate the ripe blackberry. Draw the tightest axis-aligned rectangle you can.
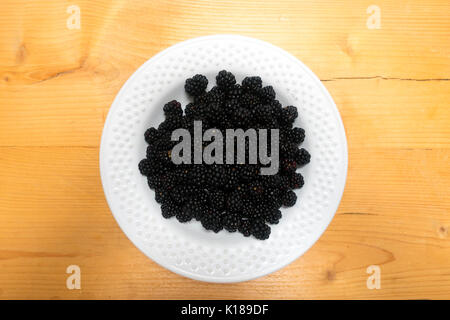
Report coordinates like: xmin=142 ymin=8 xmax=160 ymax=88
xmin=290 ymin=127 xmax=305 ymax=145
xmin=282 ymin=190 xmax=297 ymax=207
xmin=238 ymin=219 xmax=252 ymax=237
xmin=227 ymin=193 xmax=244 ymax=212
xmin=163 ymin=100 xmax=182 ymax=118
xmin=251 ymin=219 xmax=271 ymax=240
xmin=280 ymin=105 xmax=298 ymax=126
xmin=295 ymin=148 xmax=311 ymax=166
xmin=289 ymin=173 xmax=304 ymax=189
xmin=281 ymin=158 xmax=297 ymax=174
xmin=209 ymin=190 xmax=225 ymax=210
xmin=259 ymin=86 xmax=276 ymax=102
xmin=227 ymin=84 xmax=242 ymax=100
xmin=216 ymin=70 xmax=236 ymax=90
xmin=185 ymin=74 xmax=208 ymax=96
xmin=161 ymin=202 xmax=180 ymax=219
xmin=138 ymin=159 xmax=152 ymax=176
xmin=222 ymin=212 xmax=240 ymax=232
xmin=241 ymin=92 xmax=260 ymax=108
xmin=176 ymin=210 xmax=193 ymax=223
xmin=265 ymin=209 xmax=282 ymax=224
xmin=242 ymin=76 xmax=262 ymax=92
xmin=201 ymin=211 xmax=223 ymax=233
xmin=144 ymin=127 xmax=160 ymax=144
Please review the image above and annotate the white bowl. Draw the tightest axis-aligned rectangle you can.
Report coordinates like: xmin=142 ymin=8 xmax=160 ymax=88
xmin=100 ymin=35 xmax=348 ymax=283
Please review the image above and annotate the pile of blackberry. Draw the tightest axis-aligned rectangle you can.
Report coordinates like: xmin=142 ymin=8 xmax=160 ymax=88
xmin=139 ymin=70 xmax=310 ymax=240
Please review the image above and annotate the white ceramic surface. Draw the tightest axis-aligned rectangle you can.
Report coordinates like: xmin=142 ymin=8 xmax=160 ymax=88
xmin=100 ymin=35 xmax=348 ymax=283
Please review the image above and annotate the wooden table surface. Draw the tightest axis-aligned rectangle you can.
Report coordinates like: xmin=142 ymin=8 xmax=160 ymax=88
xmin=0 ymin=0 xmax=449 ymax=300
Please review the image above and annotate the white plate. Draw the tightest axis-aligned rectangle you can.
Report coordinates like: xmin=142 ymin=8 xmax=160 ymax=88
xmin=100 ymin=35 xmax=348 ymax=283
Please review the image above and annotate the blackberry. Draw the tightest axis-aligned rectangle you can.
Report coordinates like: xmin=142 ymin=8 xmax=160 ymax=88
xmin=282 ymin=190 xmax=297 ymax=207
xmin=290 ymin=127 xmax=305 ymax=145
xmin=201 ymin=211 xmax=223 ymax=233
xmin=241 ymin=92 xmax=259 ymax=108
xmin=242 ymin=76 xmax=262 ymax=92
xmin=251 ymin=219 xmax=271 ymax=240
xmin=163 ymin=100 xmax=182 ymax=118
xmin=161 ymin=202 xmax=180 ymax=219
xmin=138 ymin=159 xmax=152 ymax=176
xmin=222 ymin=212 xmax=240 ymax=232
xmin=176 ymin=210 xmax=193 ymax=223
xmin=209 ymin=190 xmax=225 ymax=210
xmin=227 ymin=84 xmax=242 ymax=100
xmin=281 ymin=158 xmax=297 ymax=174
xmin=216 ymin=70 xmax=236 ymax=90
xmin=144 ymin=127 xmax=160 ymax=144
xmin=295 ymin=148 xmax=311 ymax=166
xmin=185 ymin=74 xmax=208 ymax=96
xmin=140 ymin=70 xmax=310 ymax=240
xmin=265 ymin=209 xmax=282 ymax=224
xmin=227 ymin=193 xmax=244 ymax=212
xmin=289 ymin=173 xmax=304 ymax=189
xmin=259 ymin=86 xmax=276 ymax=102
xmin=280 ymin=105 xmax=298 ymax=126
xmin=238 ymin=219 xmax=252 ymax=237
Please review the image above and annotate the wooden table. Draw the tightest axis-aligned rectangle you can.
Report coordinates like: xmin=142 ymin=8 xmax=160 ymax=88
xmin=0 ymin=0 xmax=449 ymax=300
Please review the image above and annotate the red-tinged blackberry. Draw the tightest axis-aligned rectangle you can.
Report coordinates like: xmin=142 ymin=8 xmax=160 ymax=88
xmin=259 ymin=86 xmax=276 ymax=102
xmin=242 ymin=76 xmax=262 ymax=92
xmin=289 ymin=172 xmax=304 ymax=189
xmin=280 ymin=105 xmax=298 ymax=126
xmin=238 ymin=219 xmax=252 ymax=237
xmin=295 ymin=148 xmax=311 ymax=166
xmin=201 ymin=211 xmax=223 ymax=233
xmin=251 ymin=219 xmax=271 ymax=240
xmin=282 ymin=190 xmax=297 ymax=207
xmin=144 ymin=127 xmax=160 ymax=145
xmin=265 ymin=208 xmax=282 ymax=224
xmin=281 ymin=158 xmax=297 ymax=174
xmin=185 ymin=74 xmax=208 ymax=97
xmin=216 ymin=70 xmax=236 ymax=90
xmin=138 ymin=159 xmax=152 ymax=176
xmin=161 ymin=202 xmax=180 ymax=219
xmin=163 ymin=100 xmax=182 ymax=118
xmin=222 ymin=212 xmax=240 ymax=232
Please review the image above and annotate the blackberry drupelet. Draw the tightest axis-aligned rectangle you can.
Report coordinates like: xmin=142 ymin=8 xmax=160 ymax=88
xmin=140 ymin=70 xmax=310 ymax=240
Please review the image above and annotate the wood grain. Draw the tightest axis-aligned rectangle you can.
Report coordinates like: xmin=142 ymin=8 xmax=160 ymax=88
xmin=0 ymin=0 xmax=449 ymax=299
